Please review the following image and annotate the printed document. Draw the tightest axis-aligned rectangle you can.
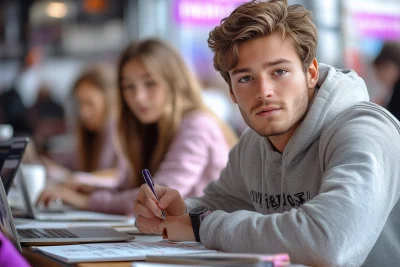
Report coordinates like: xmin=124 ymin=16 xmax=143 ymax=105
xmin=32 ymin=240 xmax=216 ymax=263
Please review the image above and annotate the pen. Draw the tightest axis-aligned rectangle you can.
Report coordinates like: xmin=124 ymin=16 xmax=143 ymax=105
xmin=142 ymin=169 xmax=166 ymax=220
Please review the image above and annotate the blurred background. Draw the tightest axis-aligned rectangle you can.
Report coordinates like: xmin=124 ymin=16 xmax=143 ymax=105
xmin=0 ymin=0 xmax=399 ymax=162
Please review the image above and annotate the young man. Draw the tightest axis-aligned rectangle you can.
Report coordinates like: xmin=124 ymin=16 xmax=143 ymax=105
xmin=133 ymin=1 xmax=400 ymax=266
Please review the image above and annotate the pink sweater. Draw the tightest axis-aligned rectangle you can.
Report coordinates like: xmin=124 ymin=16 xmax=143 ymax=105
xmin=57 ymin=120 xmax=119 ymax=172
xmin=88 ymin=111 xmax=231 ymax=215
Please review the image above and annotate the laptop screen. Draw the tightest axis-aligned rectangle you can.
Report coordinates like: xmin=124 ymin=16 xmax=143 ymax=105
xmin=0 ymin=138 xmax=28 ymax=195
xmin=0 ymin=145 xmax=9 ymax=170
xmin=0 ymin=177 xmax=21 ymax=251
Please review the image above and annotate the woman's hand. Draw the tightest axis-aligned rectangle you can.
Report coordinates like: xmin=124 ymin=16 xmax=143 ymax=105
xmin=36 ymin=184 xmax=90 ymax=210
xmin=63 ymin=180 xmax=97 ymax=194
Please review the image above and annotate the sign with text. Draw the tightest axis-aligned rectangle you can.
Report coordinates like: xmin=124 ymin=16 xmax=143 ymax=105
xmin=354 ymin=13 xmax=400 ymax=40
xmin=174 ymin=0 xmax=245 ymax=26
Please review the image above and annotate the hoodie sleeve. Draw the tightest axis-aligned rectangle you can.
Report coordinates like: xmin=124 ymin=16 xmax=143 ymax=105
xmin=192 ymin=107 xmax=400 ymax=267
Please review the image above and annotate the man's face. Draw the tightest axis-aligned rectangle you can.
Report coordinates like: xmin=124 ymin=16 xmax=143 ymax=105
xmin=229 ymin=33 xmax=317 ymax=139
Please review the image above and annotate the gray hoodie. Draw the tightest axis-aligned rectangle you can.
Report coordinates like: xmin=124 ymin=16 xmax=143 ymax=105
xmin=185 ymin=64 xmax=400 ymax=267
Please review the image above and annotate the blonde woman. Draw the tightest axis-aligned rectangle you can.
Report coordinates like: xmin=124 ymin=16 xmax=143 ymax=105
xmin=38 ymin=66 xmax=121 ymax=199
xmin=38 ymin=39 xmax=237 ymax=214
xmin=71 ymin=66 xmax=118 ymax=174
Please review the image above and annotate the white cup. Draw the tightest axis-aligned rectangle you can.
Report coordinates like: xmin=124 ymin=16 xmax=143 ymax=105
xmin=20 ymin=164 xmax=46 ymax=204
xmin=0 ymin=124 xmax=13 ymax=141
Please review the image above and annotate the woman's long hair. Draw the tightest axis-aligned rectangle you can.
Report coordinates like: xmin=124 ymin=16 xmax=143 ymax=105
xmin=116 ymin=39 xmax=237 ymax=188
xmin=72 ymin=65 xmax=116 ymax=172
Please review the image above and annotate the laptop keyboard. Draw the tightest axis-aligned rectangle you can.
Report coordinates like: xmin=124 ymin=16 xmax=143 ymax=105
xmin=18 ymin=229 xmax=78 ymax=239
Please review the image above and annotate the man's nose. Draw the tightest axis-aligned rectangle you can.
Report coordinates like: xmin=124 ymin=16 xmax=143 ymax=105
xmin=256 ymin=75 xmax=273 ymax=99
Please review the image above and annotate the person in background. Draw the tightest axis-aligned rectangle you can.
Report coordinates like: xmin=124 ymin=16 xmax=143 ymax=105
xmin=27 ymin=84 xmax=66 ymax=155
xmin=0 ymin=47 xmax=42 ymax=137
xmin=133 ymin=1 xmax=400 ymax=266
xmin=0 ymin=86 xmax=31 ymax=137
xmin=373 ymin=41 xmax=400 ymax=120
xmin=38 ymin=65 xmax=120 ymax=185
xmin=38 ymin=39 xmax=237 ymax=215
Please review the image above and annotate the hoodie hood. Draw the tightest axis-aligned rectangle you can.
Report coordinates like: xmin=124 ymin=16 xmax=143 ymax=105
xmin=263 ymin=63 xmax=369 ymax=165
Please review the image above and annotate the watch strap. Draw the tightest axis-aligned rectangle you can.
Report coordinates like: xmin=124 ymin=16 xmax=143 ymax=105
xmin=189 ymin=207 xmax=212 ymax=242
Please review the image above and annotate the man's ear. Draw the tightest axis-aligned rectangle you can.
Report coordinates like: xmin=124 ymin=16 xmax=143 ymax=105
xmin=307 ymin=58 xmax=319 ymax=88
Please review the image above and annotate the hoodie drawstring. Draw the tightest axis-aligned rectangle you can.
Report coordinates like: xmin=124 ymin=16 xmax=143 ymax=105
xmin=262 ymin=155 xmax=265 ymax=213
xmin=261 ymin=144 xmax=267 ymax=213
xmin=280 ymin=166 xmax=285 ymax=212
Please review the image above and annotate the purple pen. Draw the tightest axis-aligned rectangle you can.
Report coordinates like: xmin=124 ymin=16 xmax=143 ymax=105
xmin=142 ymin=169 xmax=166 ymax=220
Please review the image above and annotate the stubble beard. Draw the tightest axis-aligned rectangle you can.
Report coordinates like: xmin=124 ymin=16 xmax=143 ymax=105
xmin=239 ymin=86 xmax=310 ymax=138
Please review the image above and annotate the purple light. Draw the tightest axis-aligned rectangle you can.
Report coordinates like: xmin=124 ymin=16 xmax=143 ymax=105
xmin=354 ymin=13 xmax=400 ymax=40
xmin=174 ymin=0 xmax=245 ymax=26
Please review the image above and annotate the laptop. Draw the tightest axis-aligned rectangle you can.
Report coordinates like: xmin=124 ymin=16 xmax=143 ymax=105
xmin=2 ymin=137 xmax=128 ymax=222
xmin=0 ymin=137 xmax=28 ymax=195
xmin=0 ymin=139 xmax=11 ymax=171
xmin=0 ymin=176 xmax=135 ymax=248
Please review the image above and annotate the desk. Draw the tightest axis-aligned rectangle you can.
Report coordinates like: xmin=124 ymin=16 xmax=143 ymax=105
xmin=22 ymin=235 xmax=163 ymax=267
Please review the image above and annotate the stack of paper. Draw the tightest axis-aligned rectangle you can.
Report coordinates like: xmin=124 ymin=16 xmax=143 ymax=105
xmin=32 ymin=241 xmax=217 ymax=263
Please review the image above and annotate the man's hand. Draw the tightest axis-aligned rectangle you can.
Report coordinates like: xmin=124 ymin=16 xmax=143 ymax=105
xmin=159 ymin=214 xmax=195 ymax=242
xmin=133 ymin=184 xmax=186 ymax=234
xmin=36 ymin=184 xmax=90 ymax=210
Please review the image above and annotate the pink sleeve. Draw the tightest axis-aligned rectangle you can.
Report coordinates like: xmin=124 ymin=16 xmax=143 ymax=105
xmin=87 ymin=158 xmax=134 ymax=215
xmin=152 ymin=113 xmax=212 ymax=197
xmin=87 ymin=112 xmax=225 ymax=215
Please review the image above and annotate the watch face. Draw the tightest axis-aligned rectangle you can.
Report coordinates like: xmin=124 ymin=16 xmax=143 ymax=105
xmin=190 ymin=206 xmax=209 ymax=215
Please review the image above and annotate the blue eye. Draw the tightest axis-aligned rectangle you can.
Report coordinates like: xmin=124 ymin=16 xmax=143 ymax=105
xmin=238 ymin=76 xmax=253 ymax=83
xmin=274 ymin=69 xmax=287 ymax=76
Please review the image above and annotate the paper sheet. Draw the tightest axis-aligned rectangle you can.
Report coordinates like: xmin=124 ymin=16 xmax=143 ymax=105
xmin=32 ymin=240 xmax=216 ymax=263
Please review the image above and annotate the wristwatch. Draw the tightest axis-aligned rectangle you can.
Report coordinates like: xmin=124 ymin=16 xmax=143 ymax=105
xmin=189 ymin=206 xmax=213 ymax=242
